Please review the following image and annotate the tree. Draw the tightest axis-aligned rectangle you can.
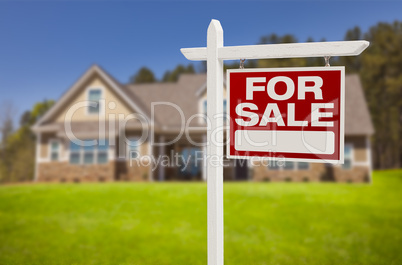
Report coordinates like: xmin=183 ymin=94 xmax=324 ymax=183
xmin=0 ymin=102 xmax=15 ymax=145
xmin=257 ymin=34 xmax=324 ymax=69
xmin=130 ymin=67 xmax=156 ymax=84
xmin=339 ymin=26 xmax=363 ymax=73
xmin=30 ymin=99 xmax=55 ymax=124
xmin=357 ymin=21 xmax=402 ymax=168
xmin=254 ymin=24 xmax=402 ymax=169
xmin=0 ymin=100 xmax=54 ymax=183
xmin=162 ymin=64 xmax=195 ymax=82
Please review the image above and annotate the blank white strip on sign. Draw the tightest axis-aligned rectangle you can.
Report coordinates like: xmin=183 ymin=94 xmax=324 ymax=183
xmin=235 ymin=130 xmax=335 ymax=155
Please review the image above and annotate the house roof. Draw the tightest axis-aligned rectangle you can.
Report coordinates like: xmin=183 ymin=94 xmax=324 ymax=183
xmin=124 ymin=74 xmax=207 ymax=128
xmin=344 ymin=74 xmax=374 ymax=135
xmin=34 ymin=65 xmax=374 ymax=136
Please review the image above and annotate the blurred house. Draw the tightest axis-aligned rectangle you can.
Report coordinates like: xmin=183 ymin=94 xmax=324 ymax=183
xmin=32 ymin=65 xmax=374 ymax=183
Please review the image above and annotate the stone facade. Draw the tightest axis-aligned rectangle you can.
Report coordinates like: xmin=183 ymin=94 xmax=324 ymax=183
xmin=36 ymin=135 xmax=371 ymax=183
xmin=251 ymin=162 xmax=370 ymax=183
xmin=115 ymin=160 xmax=150 ymax=181
xmin=252 ymin=162 xmax=323 ymax=182
xmin=37 ymin=160 xmax=153 ymax=183
xmin=331 ymin=166 xmax=370 ymax=182
xmin=36 ymin=134 xmax=371 ymax=183
xmin=36 ymin=158 xmax=370 ymax=183
xmin=37 ymin=162 xmax=115 ymax=182
xmin=250 ymin=136 xmax=371 ymax=183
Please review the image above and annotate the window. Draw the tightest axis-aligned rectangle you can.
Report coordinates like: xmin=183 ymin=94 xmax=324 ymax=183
xmin=83 ymin=145 xmax=95 ymax=165
xmin=88 ymin=89 xmax=101 ymax=114
xmin=97 ymin=141 xmax=109 ymax=164
xmin=202 ymin=100 xmax=207 ymax=122
xmin=343 ymin=145 xmax=353 ymax=169
xmin=50 ymin=141 xmax=60 ymax=161
xmin=202 ymin=99 xmax=227 ymax=122
xmin=127 ymin=138 xmax=140 ymax=159
xmin=283 ymin=161 xmax=295 ymax=170
xmin=70 ymin=153 xmax=80 ymax=164
xmin=269 ymin=160 xmax=280 ymax=170
xmin=70 ymin=142 xmax=81 ymax=164
xmin=297 ymin=162 xmax=309 ymax=170
xmin=268 ymin=160 xmax=298 ymax=170
xmin=179 ymin=147 xmax=202 ymax=177
xmin=69 ymin=140 xmax=109 ymax=164
xmin=223 ymin=99 xmax=228 ymax=122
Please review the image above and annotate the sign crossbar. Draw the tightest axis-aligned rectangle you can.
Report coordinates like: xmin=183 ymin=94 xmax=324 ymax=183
xmin=181 ymin=40 xmax=369 ymax=61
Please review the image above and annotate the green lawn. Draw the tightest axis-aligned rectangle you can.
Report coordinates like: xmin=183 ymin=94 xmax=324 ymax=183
xmin=0 ymin=170 xmax=401 ymax=265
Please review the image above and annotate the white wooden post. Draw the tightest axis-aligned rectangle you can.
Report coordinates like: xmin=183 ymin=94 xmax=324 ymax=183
xmin=207 ymin=19 xmax=224 ymax=265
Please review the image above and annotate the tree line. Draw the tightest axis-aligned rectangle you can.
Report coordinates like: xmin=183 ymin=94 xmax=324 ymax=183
xmin=130 ymin=64 xmax=197 ymax=84
xmin=0 ymin=20 xmax=400 ymax=182
xmin=0 ymin=100 xmax=54 ymax=182
xmin=130 ymin=21 xmax=402 ymax=169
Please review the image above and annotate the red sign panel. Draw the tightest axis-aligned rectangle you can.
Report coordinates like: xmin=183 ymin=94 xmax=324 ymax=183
xmin=227 ymin=67 xmax=345 ymax=163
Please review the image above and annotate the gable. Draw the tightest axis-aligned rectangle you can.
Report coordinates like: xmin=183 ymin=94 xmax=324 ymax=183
xmin=198 ymin=85 xmax=228 ymax=100
xmin=52 ymin=74 xmax=134 ymax=123
xmin=198 ymin=84 xmax=228 ymax=116
xmin=33 ymin=65 xmax=150 ymax=129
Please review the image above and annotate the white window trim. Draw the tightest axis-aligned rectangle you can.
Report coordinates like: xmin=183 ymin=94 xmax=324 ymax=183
xmin=86 ymin=87 xmax=104 ymax=116
xmin=48 ymin=139 xmax=61 ymax=162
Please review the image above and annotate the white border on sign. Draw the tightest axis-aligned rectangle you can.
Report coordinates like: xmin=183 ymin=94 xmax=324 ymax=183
xmin=226 ymin=66 xmax=345 ymax=164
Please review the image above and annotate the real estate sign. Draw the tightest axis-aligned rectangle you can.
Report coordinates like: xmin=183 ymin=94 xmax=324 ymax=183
xmin=227 ymin=67 xmax=345 ymax=163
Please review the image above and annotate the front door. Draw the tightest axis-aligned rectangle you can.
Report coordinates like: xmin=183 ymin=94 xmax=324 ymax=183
xmin=178 ymin=147 xmax=202 ymax=180
xmin=235 ymin=159 xmax=248 ymax=180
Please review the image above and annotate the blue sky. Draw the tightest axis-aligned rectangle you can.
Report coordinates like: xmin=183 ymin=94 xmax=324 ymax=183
xmin=0 ymin=1 xmax=401 ymax=123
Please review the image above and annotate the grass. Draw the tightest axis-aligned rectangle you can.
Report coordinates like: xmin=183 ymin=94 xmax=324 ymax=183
xmin=0 ymin=170 xmax=401 ymax=265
